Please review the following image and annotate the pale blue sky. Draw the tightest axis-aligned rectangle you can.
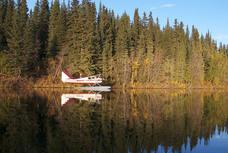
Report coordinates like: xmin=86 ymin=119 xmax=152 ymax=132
xmin=28 ymin=0 xmax=228 ymax=44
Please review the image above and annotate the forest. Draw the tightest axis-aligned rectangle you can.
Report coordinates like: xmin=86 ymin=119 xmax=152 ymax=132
xmin=0 ymin=0 xmax=228 ymax=88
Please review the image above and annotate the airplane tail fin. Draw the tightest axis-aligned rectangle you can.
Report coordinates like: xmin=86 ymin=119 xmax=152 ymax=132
xmin=61 ymin=71 xmax=72 ymax=82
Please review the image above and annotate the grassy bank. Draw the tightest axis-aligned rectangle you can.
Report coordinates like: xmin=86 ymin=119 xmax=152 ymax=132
xmin=1 ymin=76 xmax=228 ymax=90
xmin=0 ymin=76 xmax=75 ymax=89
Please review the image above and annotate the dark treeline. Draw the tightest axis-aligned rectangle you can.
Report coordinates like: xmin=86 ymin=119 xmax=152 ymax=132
xmin=0 ymin=0 xmax=228 ymax=87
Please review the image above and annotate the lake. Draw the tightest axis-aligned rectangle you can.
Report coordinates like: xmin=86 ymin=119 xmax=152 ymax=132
xmin=0 ymin=89 xmax=228 ymax=153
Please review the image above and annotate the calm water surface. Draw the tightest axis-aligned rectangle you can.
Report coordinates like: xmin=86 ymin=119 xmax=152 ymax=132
xmin=0 ymin=89 xmax=228 ymax=153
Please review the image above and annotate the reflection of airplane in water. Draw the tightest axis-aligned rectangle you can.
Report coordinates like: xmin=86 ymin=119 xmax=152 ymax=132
xmin=61 ymin=93 xmax=102 ymax=105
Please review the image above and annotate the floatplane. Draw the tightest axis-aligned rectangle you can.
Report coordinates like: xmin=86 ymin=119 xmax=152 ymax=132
xmin=61 ymin=70 xmax=110 ymax=105
xmin=61 ymin=70 xmax=111 ymax=92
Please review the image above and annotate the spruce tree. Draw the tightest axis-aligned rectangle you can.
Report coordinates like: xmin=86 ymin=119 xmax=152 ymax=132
xmin=176 ymin=21 xmax=187 ymax=82
xmin=65 ymin=0 xmax=81 ymax=72
xmin=131 ymin=8 xmax=140 ymax=57
xmin=162 ymin=18 xmax=173 ymax=57
xmin=48 ymin=0 xmax=61 ymax=57
xmin=79 ymin=0 xmax=96 ymax=75
xmin=24 ymin=18 xmax=38 ymax=75
xmin=7 ymin=7 xmax=23 ymax=75
xmin=153 ymin=17 xmax=162 ymax=54
xmin=2 ymin=0 xmax=14 ymax=51
xmin=4 ymin=0 xmax=14 ymax=30
xmin=137 ymin=13 xmax=147 ymax=82
xmin=32 ymin=0 xmax=40 ymax=36
xmin=39 ymin=0 xmax=49 ymax=59
xmin=98 ymin=6 xmax=114 ymax=79
xmin=18 ymin=0 xmax=28 ymax=31
xmin=5 ymin=0 xmax=29 ymax=75
xmin=0 ymin=0 xmax=6 ymax=25
xmin=145 ymin=12 xmax=154 ymax=82
xmin=0 ymin=0 xmax=7 ymax=51
xmin=190 ymin=26 xmax=204 ymax=86
xmin=115 ymin=12 xmax=131 ymax=86
xmin=59 ymin=0 xmax=67 ymax=43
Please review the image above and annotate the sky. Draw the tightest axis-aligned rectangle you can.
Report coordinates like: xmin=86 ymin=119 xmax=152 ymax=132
xmin=28 ymin=0 xmax=228 ymax=44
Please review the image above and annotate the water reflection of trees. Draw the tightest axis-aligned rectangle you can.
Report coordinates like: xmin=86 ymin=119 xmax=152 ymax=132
xmin=0 ymin=90 xmax=228 ymax=153
xmin=0 ymin=90 xmax=49 ymax=153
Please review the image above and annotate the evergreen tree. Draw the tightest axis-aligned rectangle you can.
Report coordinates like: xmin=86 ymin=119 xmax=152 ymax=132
xmin=2 ymin=0 xmax=15 ymax=51
xmin=190 ymin=26 xmax=204 ymax=86
xmin=59 ymin=0 xmax=67 ymax=43
xmin=39 ymin=0 xmax=49 ymax=59
xmin=5 ymin=0 xmax=29 ymax=75
xmin=93 ymin=2 xmax=103 ymax=73
xmin=162 ymin=18 xmax=173 ymax=57
xmin=24 ymin=18 xmax=38 ymax=74
xmin=65 ymin=0 xmax=81 ymax=72
xmin=0 ymin=0 xmax=6 ymax=25
xmin=31 ymin=0 xmax=40 ymax=40
xmin=137 ymin=12 xmax=147 ymax=82
xmin=18 ymin=0 xmax=28 ymax=31
xmin=115 ymin=12 xmax=131 ymax=86
xmin=32 ymin=0 xmax=40 ymax=26
xmin=145 ymin=12 xmax=154 ymax=82
xmin=48 ymin=0 xmax=61 ymax=57
xmin=0 ymin=0 xmax=7 ymax=51
xmin=79 ymin=0 xmax=96 ymax=75
xmin=98 ymin=6 xmax=114 ymax=79
xmin=173 ymin=20 xmax=187 ymax=82
xmin=7 ymin=7 xmax=23 ymax=75
xmin=131 ymin=8 xmax=141 ymax=57
xmin=153 ymin=17 xmax=162 ymax=55
xmin=4 ymin=0 xmax=14 ymax=31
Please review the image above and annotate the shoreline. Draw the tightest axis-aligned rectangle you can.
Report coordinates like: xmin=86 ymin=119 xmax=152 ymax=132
xmin=1 ymin=83 xmax=228 ymax=90
xmin=0 ymin=76 xmax=228 ymax=90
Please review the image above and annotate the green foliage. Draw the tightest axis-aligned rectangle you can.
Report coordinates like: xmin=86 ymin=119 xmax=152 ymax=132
xmin=98 ymin=6 xmax=115 ymax=78
xmin=0 ymin=0 xmax=7 ymax=51
xmin=0 ymin=52 xmax=9 ymax=74
xmin=39 ymin=0 xmax=49 ymax=59
xmin=48 ymin=0 xmax=66 ymax=57
xmin=114 ymin=13 xmax=131 ymax=86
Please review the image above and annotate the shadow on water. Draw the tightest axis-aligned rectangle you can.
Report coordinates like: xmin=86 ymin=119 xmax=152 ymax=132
xmin=0 ymin=89 xmax=228 ymax=153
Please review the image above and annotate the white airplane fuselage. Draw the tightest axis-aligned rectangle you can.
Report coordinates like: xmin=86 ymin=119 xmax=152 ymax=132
xmin=61 ymin=71 xmax=102 ymax=84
